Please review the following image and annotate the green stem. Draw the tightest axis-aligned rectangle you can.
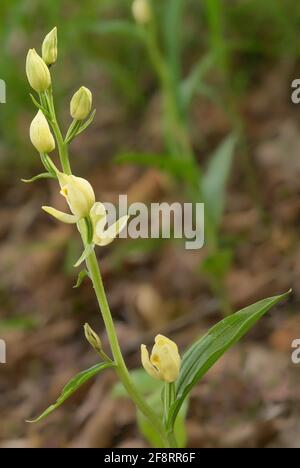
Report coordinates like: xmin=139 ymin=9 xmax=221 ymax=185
xmin=52 ymin=119 xmax=72 ymax=175
xmin=167 ymin=431 xmax=178 ymax=448
xmin=143 ymin=23 xmax=194 ymax=162
xmin=44 ymin=89 xmax=72 ymax=175
xmin=163 ymin=382 xmax=178 ymax=448
xmin=85 ymin=250 xmax=168 ymax=447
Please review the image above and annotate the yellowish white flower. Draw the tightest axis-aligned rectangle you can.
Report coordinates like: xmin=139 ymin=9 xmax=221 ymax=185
xmin=42 ymin=27 xmax=58 ymax=65
xmin=42 ymin=176 xmax=128 ymax=247
xmin=58 ymin=173 xmax=96 ymax=218
xmin=43 ymin=173 xmax=96 ymax=223
xmin=30 ymin=110 xmax=55 ymax=153
xmin=90 ymin=202 xmax=129 ymax=247
xmin=26 ymin=49 xmax=51 ymax=92
xmin=141 ymin=335 xmax=181 ymax=383
xmin=70 ymin=86 xmax=92 ymax=120
xmin=132 ymin=0 xmax=151 ymax=25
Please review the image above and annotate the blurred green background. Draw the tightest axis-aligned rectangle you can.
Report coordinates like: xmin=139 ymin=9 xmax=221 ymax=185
xmin=2 ymin=0 xmax=300 ymax=175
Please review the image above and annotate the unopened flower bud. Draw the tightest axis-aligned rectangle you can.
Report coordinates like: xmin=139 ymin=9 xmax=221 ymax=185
xmin=132 ymin=0 xmax=151 ymax=25
xmin=70 ymin=86 xmax=92 ymax=120
xmin=30 ymin=110 xmax=55 ymax=153
xmin=42 ymin=27 xmax=58 ymax=65
xmin=84 ymin=323 xmax=102 ymax=354
xmin=26 ymin=49 xmax=51 ymax=92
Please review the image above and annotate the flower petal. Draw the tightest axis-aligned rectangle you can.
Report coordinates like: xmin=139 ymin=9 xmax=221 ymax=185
xmin=152 ymin=344 xmax=180 ymax=383
xmin=141 ymin=344 xmax=161 ymax=380
xmin=152 ymin=335 xmax=181 ymax=382
xmin=95 ymin=215 xmax=129 ymax=247
xmin=42 ymin=206 xmax=79 ymax=224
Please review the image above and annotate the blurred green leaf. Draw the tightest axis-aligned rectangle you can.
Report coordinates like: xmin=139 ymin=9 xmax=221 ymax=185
xmin=181 ymin=54 xmax=215 ymax=109
xmin=108 ymin=237 xmax=164 ymax=270
xmin=137 ymin=393 xmax=188 ymax=448
xmin=202 ymin=134 xmax=237 ymax=230
xmin=112 ymin=368 xmax=163 ymax=398
xmin=116 ymin=151 xmax=199 ymax=185
xmin=88 ymin=20 xmax=142 ymax=39
xmin=113 ymin=367 xmax=188 ymax=447
xmin=201 ymin=248 xmax=233 ymax=281
xmin=0 ymin=317 xmax=38 ymax=331
xmin=173 ymin=399 xmax=188 ymax=448
xmin=163 ymin=0 xmax=184 ymax=93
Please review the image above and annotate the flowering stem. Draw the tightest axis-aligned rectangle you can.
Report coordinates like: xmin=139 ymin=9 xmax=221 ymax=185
xmin=163 ymin=382 xmax=178 ymax=448
xmin=44 ymin=93 xmax=170 ymax=448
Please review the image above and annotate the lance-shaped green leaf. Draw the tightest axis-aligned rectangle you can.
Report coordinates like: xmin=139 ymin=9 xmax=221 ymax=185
xmin=27 ymin=362 xmax=115 ymax=423
xmin=87 ymin=21 xmax=143 ymax=40
xmin=181 ymin=54 xmax=215 ymax=110
xmin=30 ymin=94 xmax=51 ymax=120
xmin=74 ymin=243 xmax=95 ymax=268
xmin=74 ymin=110 xmax=96 ymax=140
xmin=64 ymin=110 xmax=96 ymax=145
xmin=73 ymin=269 xmax=90 ymax=288
xmin=202 ymin=134 xmax=237 ymax=230
xmin=21 ymin=172 xmax=56 ymax=183
xmin=64 ymin=119 xmax=81 ymax=144
xmin=167 ymin=290 xmax=291 ymax=430
xmin=40 ymin=153 xmax=58 ymax=177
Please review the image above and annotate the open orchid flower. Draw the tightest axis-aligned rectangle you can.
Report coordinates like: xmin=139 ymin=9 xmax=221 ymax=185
xmin=141 ymin=335 xmax=181 ymax=383
xmin=42 ymin=172 xmax=95 ymax=224
xmin=90 ymin=202 xmax=129 ymax=247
